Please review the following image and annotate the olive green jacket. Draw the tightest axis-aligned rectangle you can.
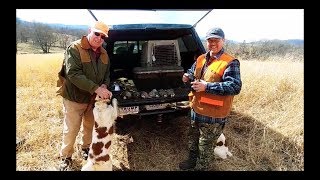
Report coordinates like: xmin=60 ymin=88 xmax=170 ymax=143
xmin=60 ymin=36 xmax=110 ymax=103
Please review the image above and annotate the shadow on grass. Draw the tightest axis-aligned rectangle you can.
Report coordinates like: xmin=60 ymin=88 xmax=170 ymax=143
xmin=113 ymin=111 xmax=303 ymax=171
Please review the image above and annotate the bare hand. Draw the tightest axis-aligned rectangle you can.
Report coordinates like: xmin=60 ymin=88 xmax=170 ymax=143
xmin=191 ymin=80 xmax=207 ymax=92
xmin=182 ymin=73 xmax=190 ymax=82
xmin=95 ymin=87 xmax=113 ymax=99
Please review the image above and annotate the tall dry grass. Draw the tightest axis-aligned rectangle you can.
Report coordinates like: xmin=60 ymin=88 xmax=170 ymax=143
xmin=16 ymin=53 xmax=303 ymax=171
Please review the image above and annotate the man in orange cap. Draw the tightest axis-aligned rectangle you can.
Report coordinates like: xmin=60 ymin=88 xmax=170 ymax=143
xmin=56 ymin=21 xmax=112 ymax=171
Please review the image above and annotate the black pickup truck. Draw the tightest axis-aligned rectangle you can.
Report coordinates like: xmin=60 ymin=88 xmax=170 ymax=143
xmin=103 ymin=23 xmax=206 ymax=118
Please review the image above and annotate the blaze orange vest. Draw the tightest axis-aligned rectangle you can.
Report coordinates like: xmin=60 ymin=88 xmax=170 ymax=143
xmin=189 ymin=53 xmax=235 ymax=118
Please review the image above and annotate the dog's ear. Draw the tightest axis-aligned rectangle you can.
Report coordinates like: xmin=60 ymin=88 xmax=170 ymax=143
xmin=217 ymin=133 xmax=226 ymax=144
xmin=111 ymin=98 xmax=118 ymax=118
xmin=95 ymin=95 xmax=101 ymax=101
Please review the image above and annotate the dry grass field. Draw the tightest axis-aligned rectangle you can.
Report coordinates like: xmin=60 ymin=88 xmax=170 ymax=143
xmin=16 ymin=51 xmax=303 ymax=171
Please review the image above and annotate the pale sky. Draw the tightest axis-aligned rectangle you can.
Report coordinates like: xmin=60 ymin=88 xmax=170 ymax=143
xmin=16 ymin=9 xmax=304 ymax=43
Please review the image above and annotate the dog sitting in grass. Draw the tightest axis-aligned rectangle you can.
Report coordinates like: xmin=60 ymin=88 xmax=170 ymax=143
xmin=214 ymin=133 xmax=233 ymax=159
xmin=81 ymin=97 xmax=118 ymax=171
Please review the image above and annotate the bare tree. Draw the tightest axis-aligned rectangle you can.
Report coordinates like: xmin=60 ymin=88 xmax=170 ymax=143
xmin=16 ymin=19 xmax=20 ymax=53
xmin=31 ymin=22 xmax=58 ymax=53
xmin=57 ymin=33 xmax=78 ymax=49
xmin=17 ymin=18 xmax=32 ymax=43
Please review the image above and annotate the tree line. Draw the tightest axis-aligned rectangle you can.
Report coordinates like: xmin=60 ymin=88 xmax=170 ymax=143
xmin=16 ymin=18 xmax=86 ymax=53
xmin=223 ymin=40 xmax=303 ymax=61
xmin=17 ymin=18 xmax=303 ymax=61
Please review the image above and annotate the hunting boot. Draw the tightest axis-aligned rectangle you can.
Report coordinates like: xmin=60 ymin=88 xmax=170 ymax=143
xmin=179 ymin=149 xmax=199 ymax=170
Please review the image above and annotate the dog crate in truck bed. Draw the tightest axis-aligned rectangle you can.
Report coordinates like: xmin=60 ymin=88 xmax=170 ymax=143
xmin=133 ymin=66 xmax=184 ymax=91
xmin=140 ymin=40 xmax=181 ymax=67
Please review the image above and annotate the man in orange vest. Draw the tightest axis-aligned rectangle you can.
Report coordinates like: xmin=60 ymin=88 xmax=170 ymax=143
xmin=57 ymin=21 xmax=113 ymax=171
xmin=179 ymin=27 xmax=242 ymax=170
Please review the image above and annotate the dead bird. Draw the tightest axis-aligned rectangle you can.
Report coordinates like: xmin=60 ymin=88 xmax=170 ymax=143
xmin=149 ymin=89 xmax=160 ymax=98
xmin=166 ymin=88 xmax=175 ymax=97
xmin=120 ymin=90 xmax=132 ymax=99
xmin=132 ymin=91 xmax=140 ymax=99
xmin=158 ymin=89 xmax=167 ymax=98
xmin=140 ymin=91 xmax=150 ymax=99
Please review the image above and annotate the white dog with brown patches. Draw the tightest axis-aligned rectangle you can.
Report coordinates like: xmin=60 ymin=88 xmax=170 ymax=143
xmin=81 ymin=97 xmax=118 ymax=171
xmin=214 ymin=133 xmax=233 ymax=159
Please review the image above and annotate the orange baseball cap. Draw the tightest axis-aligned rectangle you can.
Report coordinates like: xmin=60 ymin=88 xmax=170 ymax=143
xmin=91 ymin=21 xmax=109 ymax=37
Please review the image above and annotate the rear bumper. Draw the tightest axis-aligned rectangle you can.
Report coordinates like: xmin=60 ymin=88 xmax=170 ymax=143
xmin=117 ymin=100 xmax=190 ymax=117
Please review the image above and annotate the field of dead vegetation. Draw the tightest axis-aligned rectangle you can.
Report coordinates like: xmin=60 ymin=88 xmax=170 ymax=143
xmin=16 ymin=50 xmax=303 ymax=171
